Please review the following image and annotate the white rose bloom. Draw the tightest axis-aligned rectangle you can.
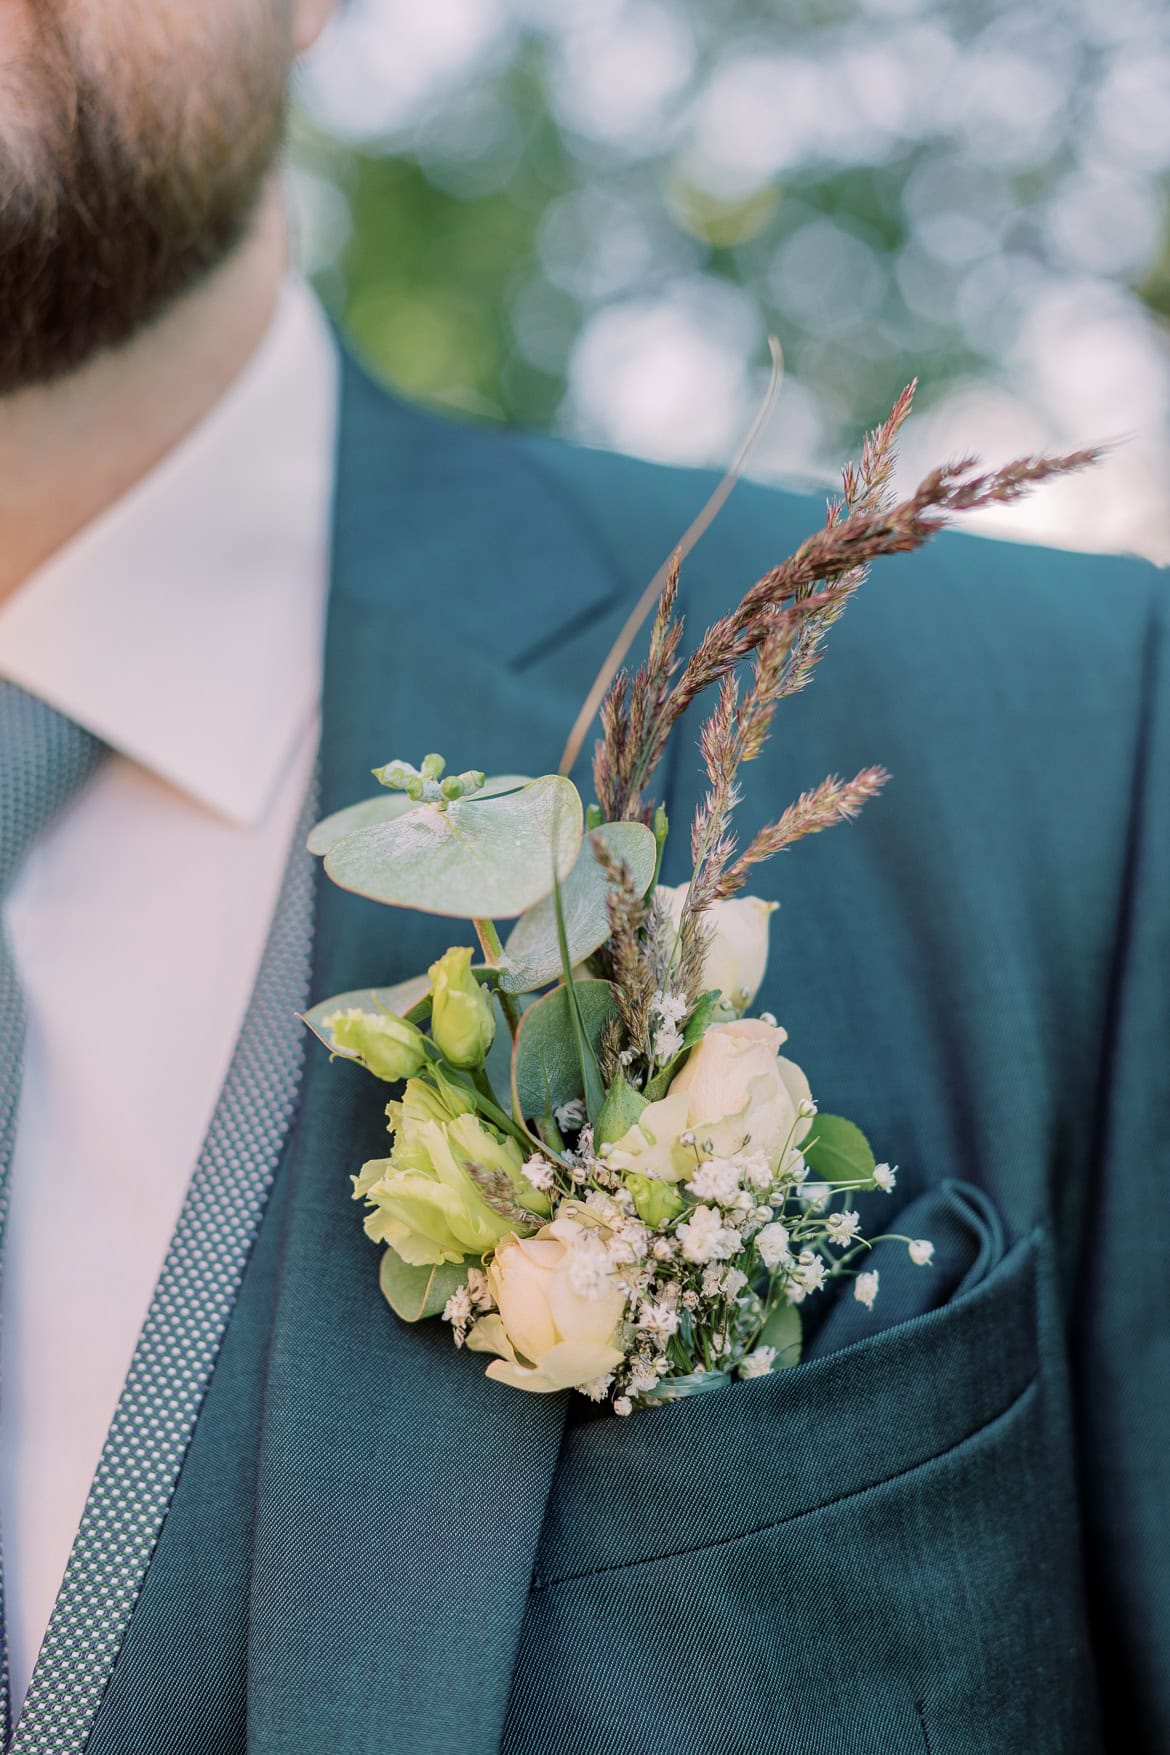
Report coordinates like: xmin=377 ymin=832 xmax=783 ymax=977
xmin=604 ymin=1019 xmax=813 ymax=1183
xmin=465 ymin=1228 xmax=627 ymax=1393
xmin=657 ymin=884 xmax=777 ymax=1013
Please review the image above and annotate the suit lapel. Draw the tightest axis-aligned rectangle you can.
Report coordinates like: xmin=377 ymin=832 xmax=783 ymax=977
xmin=245 ymin=359 xmax=625 ymax=1754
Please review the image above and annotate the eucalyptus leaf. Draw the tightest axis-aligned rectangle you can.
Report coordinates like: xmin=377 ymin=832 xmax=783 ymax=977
xmin=301 ymin=976 xmax=433 ymax=1055
xmin=498 ymin=820 xmax=657 ymax=994
xmin=307 ymin=775 xmax=531 ymax=858
xmin=511 ymin=980 xmax=619 ymax=1125
xmin=324 ymin=775 xmax=583 ymax=919
xmin=802 ymin=1114 xmax=877 ymax=1187
xmin=758 ymin=1299 xmax=802 ymax=1369
xmin=378 ymin=1250 xmax=468 ymax=1323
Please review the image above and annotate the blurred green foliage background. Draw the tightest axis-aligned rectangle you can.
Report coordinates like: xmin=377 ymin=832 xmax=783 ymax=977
xmin=290 ymin=0 xmax=1170 ymax=558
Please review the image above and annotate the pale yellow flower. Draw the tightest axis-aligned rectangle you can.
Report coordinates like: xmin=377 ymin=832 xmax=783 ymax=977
xmin=657 ymin=885 xmax=777 ymax=1013
xmin=466 ymin=1227 xmax=627 ymax=1393
xmin=428 ymin=945 xmax=495 ymax=1068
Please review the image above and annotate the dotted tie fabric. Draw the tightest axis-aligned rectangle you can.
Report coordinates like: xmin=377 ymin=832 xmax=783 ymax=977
xmin=0 ymin=682 xmax=107 ymax=1744
xmin=4 ymin=719 xmax=317 ymax=1753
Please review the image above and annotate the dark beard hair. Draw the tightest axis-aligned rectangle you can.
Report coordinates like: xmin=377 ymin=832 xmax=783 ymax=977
xmin=0 ymin=12 xmax=290 ymax=393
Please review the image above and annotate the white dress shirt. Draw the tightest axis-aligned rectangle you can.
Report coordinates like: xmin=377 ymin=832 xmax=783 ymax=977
xmin=0 ymin=279 xmax=339 ymax=1713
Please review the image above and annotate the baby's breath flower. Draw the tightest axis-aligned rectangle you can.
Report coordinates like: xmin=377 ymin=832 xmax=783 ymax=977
xmin=637 ymin=1301 xmax=680 ymax=1344
xmin=854 ymin=1270 xmax=880 ymax=1309
xmin=555 ymin=1098 xmax=586 ymax=1133
xmin=443 ymin=1285 xmax=472 ymax=1329
xmin=758 ymin=1011 xmax=778 ymax=1027
xmin=677 ymin=1205 xmax=738 ymax=1265
xmin=799 ymin=1098 xmax=818 ymax=1119
xmin=522 ymin=1154 xmax=555 ymax=1193
xmin=795 ymin=1250 xmax=826 ymax=1294
xmin=578 ymin=1373 xmax=615 ymax=1402
xmin=755 ymin=1221 xmax=791 ymax=1270
xmin=873 ymin=1162 xmax=897 ymax=1192
xmin=701 ymin=1263 xmax=725 ymax=1297
xmin=738 ymin=1345 xmax=776 ymax=1380
xmin=679 ymin=1129 xmax=696 ymax=1149
xmin=567 ymin=1236 xmax=613 ymax=1298
xmin=613 ymin=1395 xmax=633 ymax=1416
xmin=681 ymin=1288 xmax=701 ymax=1311
xmin=722 ymin=1266 xmax=748 ymax=1299
xmin=652 ymin=1236 xmax=675 ymax=1262
xmin=750 ymin=1205 xmax=773 ymax=1226
xmin=650 ymin=989 xmax=689 ymax=1028
xmin=686 ymin=1157 xmax=741 ymax=1205
xmin=652 ymin=1025 xmax=684 ymax=1064
xmin=740 ymin=1151 xmax=773 ymax=1191
xmin=909 ymin=1238 xmax=935 ymax=1265
xmin=826 ymin=1210 xmax=862 ymax=1247
xmin=799 ymin=1181 xmax=831 ymax=1212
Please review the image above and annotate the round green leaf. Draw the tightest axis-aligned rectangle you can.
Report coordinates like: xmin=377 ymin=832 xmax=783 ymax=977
xmin=758 ymin=1299 xmax=802 ymax=1369
xmin=801 ymin=1114 xmax=877 ymax=1186
xmin=379 ymin=1251 xmax=468 ymax=1322
xmin=498 ymin=820 xmax=656 ymax=993
xmin=307 ymin=775 xmax=530 ymax=857
xmin=511 ymin=979 xmax=618 ymax=1124
xmin=301 ymin=976 xmax=433 ymax=1055
xmin=324 ymin=775 xmax=583 ymax=919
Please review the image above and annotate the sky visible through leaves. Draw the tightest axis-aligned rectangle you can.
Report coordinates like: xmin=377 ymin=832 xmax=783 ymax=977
xmin=291 ymin=0 xmax=1170 ymax=560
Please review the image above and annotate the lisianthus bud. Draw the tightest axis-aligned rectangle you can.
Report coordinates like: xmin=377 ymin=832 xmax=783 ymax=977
xmin=357 ymin=1082 xmax=548 ymax=1265
xmin=657 ymin=885 xmax=777 ymax=1014
xmin=325 ymin=1007 xmax=427 ymax=1082
xmin=465 ymin=1226 xmax=627 ymax=1393
xmin=428 ymin=945 xmax=495 ymax=1068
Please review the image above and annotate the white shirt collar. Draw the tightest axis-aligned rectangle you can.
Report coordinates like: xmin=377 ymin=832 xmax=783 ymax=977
xmin=0 ymin=279 xmax=340 ymax=827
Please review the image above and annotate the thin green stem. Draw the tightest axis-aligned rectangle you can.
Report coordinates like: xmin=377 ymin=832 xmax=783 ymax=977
xmin=473 ymin=917 xmax=523 ymax=1038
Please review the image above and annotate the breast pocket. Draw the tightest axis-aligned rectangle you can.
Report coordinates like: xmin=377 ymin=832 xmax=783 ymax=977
xmin=501 ymin=1204 xmax=1101 ymax=1755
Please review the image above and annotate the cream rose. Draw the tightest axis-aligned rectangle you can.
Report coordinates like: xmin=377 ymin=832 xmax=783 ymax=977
xmin=657 ymin=885 xmax=777 ymax=1013
xmin=605 ymin=1018 xmax=812 ymax=1181
xmin=466 ymin=1227 xmax=627 ymax=1393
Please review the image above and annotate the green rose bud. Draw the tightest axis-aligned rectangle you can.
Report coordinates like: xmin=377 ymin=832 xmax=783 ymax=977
xmin=428 ymin=945 xmax=496 ymax=1069
xmin=325 ymin=1007 xmax=427 ymax=1082
xmin=357 ymin=1080 xmax=549 ymax=1265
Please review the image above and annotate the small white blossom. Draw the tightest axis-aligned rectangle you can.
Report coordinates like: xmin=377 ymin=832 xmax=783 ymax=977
xmin=738 ymin=1345 xmax=776 ymax=1380
xmin=782 ymin=1150 xmax=808 ymax=1185
xmin=681 ymin=1288 xmax=701 ymax=1310
xmin=755 ymin=1221 xmax=792 ymax=1270
xmin=854 ymin=1270 xmax=880 ymax=1310
xmin=613 ymin=1395 xmax=633 ymax=1416
xmin=628 ymin=1363 xmax=660 ymax=1394
xmin=679 ymin=1129 xmax=696 ymax=1149
xmin=758 ymin=1010 xmax=778 ymax=1027
xmin=522 ymin=1154 xmax=555 ymax=1192
xmin=555 ymin=1098 xmax=586 ymax=1132
xmin=618 ymin=1046 xmax=637 ymax=1066
xmin=637 ymin=1301 xmax=680 ymax=1344
xmin=722 ymin=1266 xmax=748 ymax=1299
xmin=826 ymin=1210 xmax=862 ymax=1247
xmin=652 ymin=1236 xmax=675 ymax=1262
xmin=578 ymin=1373 xmax=614 ymax=1402
xmin=795 ymin=1250 xmax=826 ymax=1294
xmin=677 ymin=1205 xmax=731 ymax=1265
xmin=750 ymin=1205 xmax=773 ymax=1226
xmin=798 ymin=1098 xmax=818 ymax=1119
xmin=442 ymin=1286 xmax=472 ymax=1328
xmin=652 ymin=1025 xmax=684 ymax=1064
xmin=740 ymin=1151 xmax=773 ymax=1191
xmin=799 ymin=1180 xmax=831 ymax=1212
xmin=566 ymin=1236 xmax=613 ymax=1299
xmin=873 ymin=1162 xmax=897 ymax=1192
xmin=909 ymin=1238 xmax=935 ymax=1266
xmin=651 ymin=989 xmax=689 ymax=1027
xmin=701 ymin=1263 xmax=725 ymax=1297
xmin=686 ymin=1157 xmax=742 ymax=1206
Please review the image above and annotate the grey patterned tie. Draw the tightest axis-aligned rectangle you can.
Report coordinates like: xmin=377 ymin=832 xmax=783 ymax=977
xmin=0 ymin=681 xmax=106 ymax=1741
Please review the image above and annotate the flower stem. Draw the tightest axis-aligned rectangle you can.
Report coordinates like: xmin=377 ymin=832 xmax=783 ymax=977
xmin=474 ymin=917 xmax=522 ymax=1039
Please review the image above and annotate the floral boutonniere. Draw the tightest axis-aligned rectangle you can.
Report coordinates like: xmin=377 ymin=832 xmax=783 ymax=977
xmin=303 ymin=374 xmax=1098 ymax=1415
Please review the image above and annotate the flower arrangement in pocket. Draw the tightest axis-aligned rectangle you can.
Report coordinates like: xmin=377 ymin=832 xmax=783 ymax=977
xmin=304 ymin=380 xmax=1098 ymax=1414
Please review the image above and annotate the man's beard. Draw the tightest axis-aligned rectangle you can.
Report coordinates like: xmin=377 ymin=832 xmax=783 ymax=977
xmin=0 ymin=5 xmax=292 ymax=394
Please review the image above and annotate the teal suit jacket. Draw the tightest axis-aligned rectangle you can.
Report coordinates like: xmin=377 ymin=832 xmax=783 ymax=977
xmin=82 ymin=354 xmax=1168 ymax=1753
